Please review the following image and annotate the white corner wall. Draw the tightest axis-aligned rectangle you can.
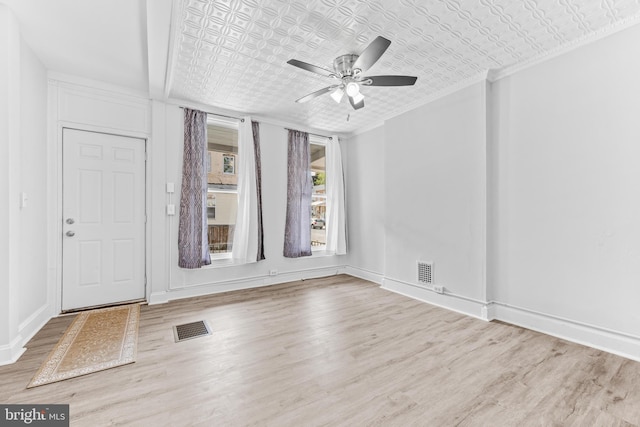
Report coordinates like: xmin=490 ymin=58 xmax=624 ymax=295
xmin=381 ymin=83 xmax=488 ymax=318
xmin=0 ymin=5 xmax=50 ymax=365
xmin=5 ymin=73 xmax=346 ymax=362
xmin=344 ymin=126 xmax=385 ymax=283
xmin=489 ymin=23 xmax=640 ymax=355
xmin=345 ymin=23 xmax=640 ymax=360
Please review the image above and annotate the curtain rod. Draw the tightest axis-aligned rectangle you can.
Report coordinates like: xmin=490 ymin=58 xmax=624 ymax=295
xmin=179 ymin=106 xmax=244 ymax=122
xmin=179 ymin=107 xmax=330 ymax=138
xmin=286 ymin=128 xmax=333 ymax=140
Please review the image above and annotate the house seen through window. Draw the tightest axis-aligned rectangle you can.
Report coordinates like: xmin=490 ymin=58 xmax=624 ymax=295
xmin=310 ymin=136 xmax=327 ymax=250
xmin=205 ymin=127 xmax=327 ymax=255
xmin=206 ymin=118 xmax=238 ymax=258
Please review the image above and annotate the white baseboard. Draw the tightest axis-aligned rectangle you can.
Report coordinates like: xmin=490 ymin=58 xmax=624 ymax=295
xmin=148 ymin=291 xmax=170 ymax=305
xmin=489 ymin=302 xmax=640 ymax=363
xmin=344 ymin=266 xmax=384 ymax=285
xmin=6 ymin=266 xmax=639 ymax=365
xmin=149 ymin=266 xmax=346 ymax=305
xmin=381 ymin=279 xmax=640 ymax=361
xmin=0 ymin=338 xmax=27 ymax=367
xmin=382 ymin=277 xmax=489 ymax=320
xmin=0 ymin=302 xmax=53 ymax=366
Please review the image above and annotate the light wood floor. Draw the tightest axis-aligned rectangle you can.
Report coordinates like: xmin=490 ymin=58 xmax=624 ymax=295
xmin=1 ymin=275 xmax=639 ymax=426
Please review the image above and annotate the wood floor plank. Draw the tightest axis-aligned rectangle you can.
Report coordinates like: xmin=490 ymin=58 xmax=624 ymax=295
xmin=1 ymin=275 xmax=639 ymax=426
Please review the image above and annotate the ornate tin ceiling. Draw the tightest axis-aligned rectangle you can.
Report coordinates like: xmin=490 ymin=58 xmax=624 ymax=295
xmin=168 ymin=0 xmax=640 ymax=134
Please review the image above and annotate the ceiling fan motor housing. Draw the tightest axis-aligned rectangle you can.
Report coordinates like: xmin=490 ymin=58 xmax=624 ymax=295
xmin=333 ymin=54 xmax=360 ymax=77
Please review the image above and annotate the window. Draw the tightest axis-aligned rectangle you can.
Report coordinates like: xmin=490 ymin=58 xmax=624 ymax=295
xmin=310 ymin=136 xmax=327 ymax=250
xmin=206 ymin=193 xmax=216 ymax=219
xmin=223 ymin=154 xmax=235 ymax=175
xmin=206 ymin=117 xmax=239 ymax=258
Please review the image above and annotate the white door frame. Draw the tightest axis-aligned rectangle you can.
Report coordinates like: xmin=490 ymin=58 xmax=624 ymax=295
xmin=52 ymin=123 xmax=151 ymax=314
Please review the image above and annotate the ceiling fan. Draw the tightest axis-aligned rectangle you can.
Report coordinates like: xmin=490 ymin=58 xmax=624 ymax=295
xmin=287 ymin=36 xmax=417 ymax=110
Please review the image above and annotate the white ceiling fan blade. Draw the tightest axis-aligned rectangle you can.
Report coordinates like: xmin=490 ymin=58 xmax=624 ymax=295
xmin=352 ymin=36 xmax=391 ymax=73
xmin=296 ymin=85 xmax=341 ymax=103
xmin=362 ymin=75 xmax=417 ymax=86
xmin=287 ymin=59 xmax=336 ymax=78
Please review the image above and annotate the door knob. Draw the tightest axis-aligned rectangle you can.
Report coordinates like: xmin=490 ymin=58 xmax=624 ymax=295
xmin=66 ymin=218 xmax=75 ymax=224
xmin=66 ymin=231 xmax=75 ymax=237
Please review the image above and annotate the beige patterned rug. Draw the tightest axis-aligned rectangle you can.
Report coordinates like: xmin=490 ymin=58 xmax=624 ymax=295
xmin=28 ymin=304 xmax=140 ymax=388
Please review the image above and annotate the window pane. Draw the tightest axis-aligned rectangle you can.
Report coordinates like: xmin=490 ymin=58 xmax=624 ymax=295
xmin=206 ymin=122 xmax=238 ymax=255
xmin=310 ymin=141 xmax=326 ymax=249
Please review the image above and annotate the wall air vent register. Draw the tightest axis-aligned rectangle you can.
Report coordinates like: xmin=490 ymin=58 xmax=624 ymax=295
xmin=417 ymin=261 xmax=433 ymax=285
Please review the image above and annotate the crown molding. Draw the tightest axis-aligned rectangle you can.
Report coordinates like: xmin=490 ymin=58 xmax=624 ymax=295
xmin=489 ymin=14 xmax=640 ymax=82
xmin=48 ymin=71 xmax=150 ymax=100
xmin=347 ymin=71 xmax=489 ymax=138
xmin=350 ymin=17 xmax=640 ymax=136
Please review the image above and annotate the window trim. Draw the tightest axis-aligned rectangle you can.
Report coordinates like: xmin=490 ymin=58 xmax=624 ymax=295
xmin=222 ymin=154 xmax=236 ymax=175
xmin=309 ymin=135 xmax=329 ymax=252
xmin=206 ymin=116 xmax=240 ymax=259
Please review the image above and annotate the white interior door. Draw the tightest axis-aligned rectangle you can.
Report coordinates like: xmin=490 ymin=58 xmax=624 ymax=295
xmin=62 ymin=128 xmax=146 ymax=311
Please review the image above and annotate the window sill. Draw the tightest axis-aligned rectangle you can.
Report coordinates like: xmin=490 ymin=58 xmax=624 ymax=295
xmin=200 ymin=248 xmax=339 ymax=269
xmin=204 ymin=254 xmax=238 ymax=269
xmin=310 ymin=248 xmax=335 ymax=257
xmin=210 ymin=252 xmax=233 ymax=261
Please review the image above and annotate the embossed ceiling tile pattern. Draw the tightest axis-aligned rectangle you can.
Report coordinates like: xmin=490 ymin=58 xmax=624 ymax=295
xmin=169 ymin=0 xmax=640 ymax=133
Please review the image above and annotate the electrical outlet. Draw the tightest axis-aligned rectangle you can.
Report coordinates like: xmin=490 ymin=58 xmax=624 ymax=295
xmin=20 ymin=192 xmax=28 ymax=209
xmin=269 ymin=269 xmax=278 ymax=276
xmin=433 ymin=285 xmax=444 ymax=294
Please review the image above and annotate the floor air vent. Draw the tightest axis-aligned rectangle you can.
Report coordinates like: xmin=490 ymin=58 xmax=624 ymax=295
xmin=173 ymin=320 xmax=212 ymax=343
xmin=417 ymin=261 xmax=433 ymax=285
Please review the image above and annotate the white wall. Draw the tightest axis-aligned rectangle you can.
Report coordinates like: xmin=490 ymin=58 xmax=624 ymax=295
xmin=18 ymin=37 xmax=48 ymax=327
xmin=344 ymin=126 xmax=385 ymax=282
xmin=346 ymin=24 xmax=640 ymax=358
xmin=383 ymin=83 xmax=487 ymax=313
xmin=0 ymin=5 xmax=50 ymax=365
xmin=0 ymin=4 xmax=19 ymax=363
xmin=150 ymin=104 xmax=346 ymax=303
xmin=490 ymin=23 xmax=640 ymax=339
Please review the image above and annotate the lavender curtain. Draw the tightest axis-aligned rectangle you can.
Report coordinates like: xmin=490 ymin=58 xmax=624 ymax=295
xmin=178 ymin=108 xmax=211 ymax=268
xmin=284 ymin=130 xmax=312 ymax=258
xmin=253 ymin=121 xmax=265 ymax=261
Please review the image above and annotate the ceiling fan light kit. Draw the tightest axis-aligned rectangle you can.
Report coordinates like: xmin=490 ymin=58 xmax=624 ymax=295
xmin=330 ymin=88 xmax=344 ymax=103
xmin=345 ymin=81 xmax=360 ymax=97
xmin=287 ymin=36 xmax=418 ymax=111
xmin=351 ymin=91 xmax=364 ymax=104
